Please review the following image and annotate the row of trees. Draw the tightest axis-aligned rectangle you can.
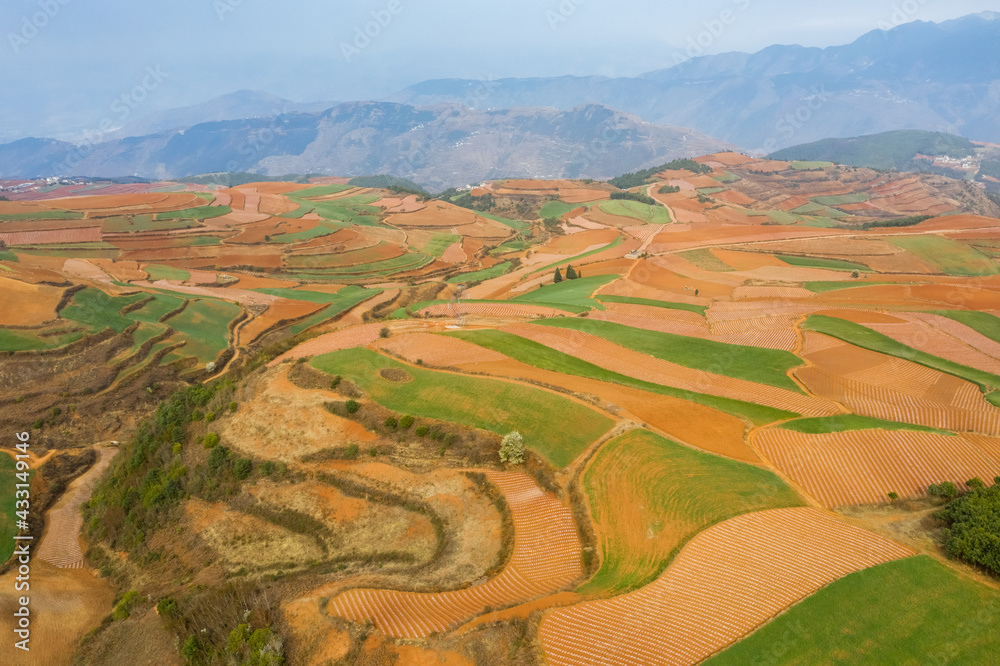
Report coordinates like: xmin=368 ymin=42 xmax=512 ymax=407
xmin=554 ymin=264 xmax=583 ymax=283
xmin=934 ymin=478 xmax=1000 ymax=576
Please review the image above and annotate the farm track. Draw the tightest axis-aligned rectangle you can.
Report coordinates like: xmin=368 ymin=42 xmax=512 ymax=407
xmin=539 ymin=507 xmax=915 ymax=666
xmin=325 ymin=471 xmax=581 ymax=638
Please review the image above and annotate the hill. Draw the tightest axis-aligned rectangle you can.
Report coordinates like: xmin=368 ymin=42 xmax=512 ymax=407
xmin=769 ymin=130 xmax=979 ymax=171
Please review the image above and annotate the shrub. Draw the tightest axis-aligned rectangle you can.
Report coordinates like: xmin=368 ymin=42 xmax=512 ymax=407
xmin=399 ymin=415 xmax=415 ymax=429
xmin=173 ymin=443 xmax=182 ymax=455
xmin=937 ymin=482 xmax=1000 ymax=575
xmin=229 ymin=401 xmax=239 ymax=412
xmin=968 ymin=477 xmax=986 ymax=490
xmin=384 ymin=417 xmax=398 ymax=430
xmin=203 ymin=433 xmax=220 ymax=449
xmin=32 ymin=420 xmax=43 ymax=430
xmin=182 ymin=635 xmax=203 ymax=662
xmin=345 ymin=400 xmax=360 ymax=414
xmin=415 ymin=425 xmax=429 ymax=437
xmin=234 ymin=458 xmax=252 ymax=480
xmin=331 ymin=375 xmax=342 ymax=390
xmin=345 ymin=444 xmax=359 ymax=460
xmin=209 ymin=446 xmax=230 ymax=471
xmin=261 ymin=461 xmax=276 ymax=476
xmin=929 ymin=482 xmax=959 ymax=500
xmin=499 ymin=431 xmax=526 ymax=465
xmin=369 ymin=447 xmax=379 ymax=457
xmin=51 ymin=407 xmax=62 ymax=418
xmin=156 ymin=596 xmax=180 ymax=619
xmin=205 ymin=412 xmax=216 ymax=423
xmin=113 ymin=590 xmax=140 ymax=620
xmin=380 ymin=327 xmax=391 ymax=338
xmin=887 ymin=491 xmax=899 ymax=502
xmin=191 ymin=409 xmax=204 ymax=422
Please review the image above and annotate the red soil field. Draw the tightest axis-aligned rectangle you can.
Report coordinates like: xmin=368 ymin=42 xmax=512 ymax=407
xmin=268 ymin=323 xmax=387 ymax=366
xmin=712 ymin=189 xmax=757 ymax=206
xmin=539 ymin=507 xmax=913 ymax=666
xmin=866 ymin=317 xmax=1000 ymax=375
xmin=756 ymin=429 xmax=1000 ymax=508
xmin=629 ymin=258 xmax=735 ymax=300
xmin=591 ymin=309 xmax=798 ymax=353
xmin=0 ymin=277 xmax=64 ymax=326
xmin=503 ymin=323 xmax=838 ymax=417
xmin=244 ymin=182 xmax=312 ymax=195
xmin=375 ymin=332 xmax=509 ymax=367
xmin=241 ymin=300 xmax=326 ymax=344
xmin=0 ymin=226 xmax=101 ymax=245
xmin=796 ymin=332 xmax=1000 ymax=433
xmin=52 ymin=192 xmax=201 ymax=214
xmin=696 ymin=152 xmax=757 ymax=167
xmin=388 ymin=200 xmax=481 ymax=228
xmin=326 ymin=471 xmax=582 ymax=638
xmin=543 ymin=229 xmax=620 ymax=254
xmin=89 ymin=259 xmax=146 ymax=282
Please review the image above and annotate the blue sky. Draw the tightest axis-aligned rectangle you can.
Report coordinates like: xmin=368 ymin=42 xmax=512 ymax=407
xmin=1 ymin=0 xmax=996 ymax=139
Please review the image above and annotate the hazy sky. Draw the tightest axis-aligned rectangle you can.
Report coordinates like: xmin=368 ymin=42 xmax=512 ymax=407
xmin=1 ymin=0 xmax=996 ymax=139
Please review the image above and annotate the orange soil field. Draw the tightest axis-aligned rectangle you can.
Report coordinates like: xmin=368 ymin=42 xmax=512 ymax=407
xmin=756 ymin=429 xmax=1000 ymax=508
xmin=53 ymin=192 xmax=201 ymax=214
xmin=543 ymin=229 xmax=620 ymax=254
xmin=375 ymin=332 xmax=509 ymax=367
xmin=326 ymin=471 xmax=582 ymax=638
xmin=731 ymin=285 xmax=816 ymax=299
xmin=591 ymin=309 xmax=799 ymax=352
xmin=905 ymin=312 xmax=1000 ymax=361
xmin=440 ymin=242 xmax=466 ymax=264
xmin=503 ymin=323 xmax=838 ymax=416
xmin=387 ymin=200 xmax=481 ymax=228
xmin=241 ymin=300 xmax=325 ymax=343
xmin=867 ymin=317 xmax=1000 ymax=375
xmin=797 ymin=332 xmax=1000 ymax=433
xmin=711 ymin=250 xmax=786 ymax=271
xmin=211 ymin=192 xmax=232 ymax=207
xmin=811 ymin=309 xmax=906 ymax=324
xmin=578 ymin=258 xmax=635 ymax=277
xmin=0 ymin=218 xmax=100 ymax=233
xmin=539 ymin=508 xmax=914 ymax=666
xmin=0 ymin=276 xmax=65 ymax=325
xmin=89 ymin=259 xmax=146 ymax=282
xmin=229 ymin=217 xmax=316 ymax=244
xmin=597 ymin=278 xmax=708 ymax=307
xmin=290 ymin=242 xmax=404 ymax=268
xmin=268 ymin=323 xmax=388 ymax=365
xmin=0 ymin=226 xmax=102 ymax=245
xmin=712 ymin=190 xmax=757 ymax=206
xmin=629 ymin=259 xmax=735 ymax=299
xmin=697 ymin=152 xmax=757 ymax=167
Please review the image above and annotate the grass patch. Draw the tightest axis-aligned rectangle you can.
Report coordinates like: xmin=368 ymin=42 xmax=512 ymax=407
xmin=777 ymin=254 xmax=870 ymax=272
xmin=512 ymin=274 xmax=618 ymax=311
xmin=790 ymin=202 xmax=848 ymax=218
xmin=802 ymin=281 xmax=889 ymax=293
xmin=422 ymin=233 xmax=461 ymax=258
xmin=312 ymin=348 xmax=613 ymax=467
xmin=804 ymin=314 xmax=1000 ymax=392
xmin=790 ymin=161 xmax=833 ymax=170
xmin=61 ymin=288 xmax=147 ymax=334
xmin=287 ymin=287 xmax=381 ymax=334
xmin=779 ymin=415 xmax=953 ymax=436
xmin=580 ymin=430 xmax=802 ymax=595
xmin=101 ymin=215 xmax=199 ymax=233
xmin=155 ymin=205 xmax=231 ymax=221
xmin=0 ymin=250 xmax=19 ymax=263
xmin=446 ymin=330 xmax=798 ymax=425
xmin=595 ymin=295 xmax=707 ymax=315
xmin=161 ymin=299 xmax=240 ymax=365
xmin=678 ymin=249 xmax=734 ymax=272
xmin=0 ymin=209 xmax=84 ymax=221
xmin=281 ymin=253 xmax=432 ymax=279
xmin=291 ymin=184 xmax=353 ymax=198
xmin=477 ymin=211 xmax=531 ymax=232
xmin=812 ymin=193 xmax=870 ymax=206
xmin=447 ymin=262 xmax=512 ymax=284
xmin=0 ymin=329 xmax=84 ymax=352
xmin=536 ymin=318 xmax=806 ymax=393
xmin=145 ymin=264 xmax=191 ymax=282
xmin=0 ymin=455 xmax=20 ymax=562
xmin=539 ymin=200 xmax=576 ymax=219
xmin=130 ymin=293 xmax=186 ymax=323
xmin=597 ymin=200 xmax=671 ymax=225
xmin=707 ymin=556 xmax=1000 ymax=665
xmin=891 ymin=236 xmax=1000 ymax=276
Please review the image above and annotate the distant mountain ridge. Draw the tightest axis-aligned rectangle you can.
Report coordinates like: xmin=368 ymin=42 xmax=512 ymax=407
xmin=388 ymin=12 xmax=1000 ymax=151
xmin=0 ymin=102 xmax=733 ymax=191
xmin=770 ymin=130 xmax=978 ymax=171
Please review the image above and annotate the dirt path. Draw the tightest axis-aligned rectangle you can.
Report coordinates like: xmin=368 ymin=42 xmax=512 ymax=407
xmin=36 ymin=447 xmax=116 ymax=569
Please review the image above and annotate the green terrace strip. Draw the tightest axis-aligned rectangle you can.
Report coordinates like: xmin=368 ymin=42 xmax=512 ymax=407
xmin=477 ymin=211 xmax=531 ymax=232
xmin=290 ymin=184 xmax=353 ymax=198
xmin=776 ymin=254 xmax=870 ymax=272
xmin=595 ymin=295 xmax=708 ymax=315
xmin=539 ymin=200 xmax=576 ymax=220
xmin=272 ymin=220 xmax=346 ymax=244
xmin=0 ymin=209 xmax=84 ymax=220
xmin=278 ymin=254 xmax=433 ymax=281
xmin=890 ymin=236 xmax=1000 ymax=276
xmin=422 ymin=233 xmax=462 ymax=257
xmin=803 ymin=315 xmax=1000 ymax=392
xmin=61 ymin=288 xmax=149 ymax=334
xmin=529 ymin=238 xmax=625 ymax=275
xmin=311 ymin=348 xmax=613 ymax=468
xmin=803 ymin=280 xmax=890 ymax=293
xmin=445 ymin=329 xmax=799 ymax=425
xmin=0 ymin=454 xmax=22 ymax=562
xmin=791 ymin=202 xmax=848 ymax=218
xmin=929 ymin=310 xmax=1000 ymax=344
xmin=535 ymin=318 xmax=807 ymax=394
xmin=0 ymin=250 xmax=19 ymax=262
xmin=490 ymin=239 xmax=531 ymax=255
xmin=446 ymin=262 xmax=513 ymax=284
xmin=404 ymin=298 xmax=580 ymax=316
xmin=284 ymin=194 xmax=382 ymax=226
xmin=706 ymin=556 xmax=1000 ymax=665
xmin=0 ymin=328 xmax=84 ymax=352
xmin=512 ymin=274 xmax=619 ymax=311
xmin=697 ymin=187 xmax=727 ymax=195
xmin=102 ymin=215 xmax=199 ymax=233
xmin=145 ymin=264 xmax=192 ymax=282
xmin=597 ymin=200 xmax=672 ymax=224
xmin=779 ymin=415 xmax=954 ymax=436
xmin=287 ymin=287 xmax=382 ymax=334
xmin=790 ymin=161 xmax=834 ymax=170
xmin=155 ymin=205 xmax=231 ymax=221
xmin=160 ymin=299 xmax=241 ymax=365
xmin=14 ymin=246 xmax=120 ymax=259
xmin=129 ymin=293 xmax=185 ymax=323
xmin=579 ymin=430 xmax=803 ymax=595
xmin=812 ymin=192 xmax=870 ymax=206
xmin=678 ymin=249 xmax=734 ymax=272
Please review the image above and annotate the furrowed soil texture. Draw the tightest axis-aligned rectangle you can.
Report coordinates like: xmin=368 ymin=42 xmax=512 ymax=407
xmin=580 ymin=430 xmax=803 ymax=596
xmin=539 ymin=508 xmax=914 ymax=666
xmin=707 ymin=556 xmax=1000 ymax=665
xmin=311 ymin=348 xmax=613 ymax=467
xmin=325 ymin=471 xmax=581 ymax=638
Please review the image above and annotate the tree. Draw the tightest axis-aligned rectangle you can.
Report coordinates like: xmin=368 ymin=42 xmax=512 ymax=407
xmin=888 ymin=491 xmax=899 ymax=503
xmin=499 ymin=431 xmax=525 ymax=465
xmin=565 ymin=264 xmax=578 ymax=280
xmin=380 ymin=327 xmax=390 ymax=338
xmin=554 ymin=268 xmax=563 ymax=283
xmin=203 ymin=433 xmax=220 ymax=449
xmin=929 ymin=482 xmax=959 ymax=500
xmin=345 ymin=400 xmax=360 ymax=414
xmin=852 ymin=269 xmax=861 ymax=279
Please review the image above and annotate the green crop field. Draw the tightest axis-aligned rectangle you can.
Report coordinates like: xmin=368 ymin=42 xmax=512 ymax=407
xmin=101 ymin=215 xmax=198 ymax=233
xmin=445 ymin=330 xmax=798 ymax=425
xmin=155 ymin=205 xmax=231 ymax=221
xmin=790 ymin=203 xmax=848 ymax=218
xmin=0 ymin=250 xmax=18 ymax=262
xmin=598 ymin=200 xmax=672 ymax=225
xmin=539 ymin=200 xmax=576 ymax=220
xmin=678 ymin=249 xmax=734 ymax=272
xmin=61 ymin=288 xmax=147 ymax=334
xmin=804 ymin=315 xmax=1000 ymax=391
xmin=812 ymin=193 xmax=870 ymax=206
xmin=130 ymin=293 xmax=185 ymax=323
xmin=0 ymin=328 xmax=83 ymax=353
xmin=145 ymin=264 xmax=191 ymax=282
xmin=537 ymin=318 xmax=806 ymax=393
xmin=287 ymin=286 xmax=381 ymax=334
xmin=0 ymin=454 xmax=21 ymax=562
xmin=160 ymin=299 xmax=240 ymax=365
xmin=422 ymin=233 xmax=461 ymax=257
xmin=697 ymin=187 xmax=727 ymax=195
xmin=779 ymin=415 xmax=953 ymax=436
xmin=777 ymin=254 xmax=870 ymax=272
xmin=512 ymin=274 xmax=618 ymax=311
xmin=282 ymin=252 xmax=432 ymax=279
xmin=272 ymin=220 xmax=346 ymax=244
xmin=580 ymin=430 xmax=802 ymax=595
xmin=311 ymin=348 xmax=612 ymax=467
xmin=446 ymin=262 xmax=512 ymax=284
xmin=803 ymin=281 xmax=890 ymax=293
xmin=490 ymin=239 xmax=531 ymax=255
xmin=477 ymin=211 xmax=531 ymax=232
xmin=529 ymin=237 xmax=625 ymax=275
xmin=707 ymin=556 xmax=1000 ymax=665
xmin=891 ymin=236 xmax=1000 ymax=276
xmin=930 ymin=310 xmax=1000 ymax=343
xmin=595 ymin=295 xmax=707 ymax=315
xmin=291 ymin=184 xmax=353 ymax=198
xmin=712 ymin=171 xmax=740 ymax=183
xmin=0 ymin=209 xmax=84 ymax=221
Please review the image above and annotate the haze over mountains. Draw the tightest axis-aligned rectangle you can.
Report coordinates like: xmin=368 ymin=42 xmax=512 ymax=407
xmin=0 ymin=12 xmax=997 ymax=187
